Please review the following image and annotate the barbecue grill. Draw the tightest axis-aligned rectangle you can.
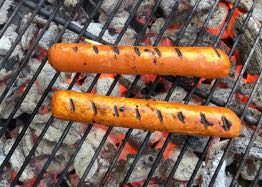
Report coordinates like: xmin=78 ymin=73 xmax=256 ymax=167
xmin=0 ymin=0 xmax=261 ymax=186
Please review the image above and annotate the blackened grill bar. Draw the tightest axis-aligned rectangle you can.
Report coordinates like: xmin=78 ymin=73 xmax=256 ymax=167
xmin=0 ymin=0 xmax=260 ymax=186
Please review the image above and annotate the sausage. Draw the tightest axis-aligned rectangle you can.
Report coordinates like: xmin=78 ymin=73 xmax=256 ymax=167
xmin=48 ymin=43 xmax=230 ymax=79
xmin=51 ymin=90 xmax=241 ymax=138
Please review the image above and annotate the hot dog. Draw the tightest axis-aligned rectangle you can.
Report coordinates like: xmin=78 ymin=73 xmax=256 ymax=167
xmin=51 ymin=90 xmax=241 ymax=138
xmin=48 ymin=43 xmax=230 ymax=79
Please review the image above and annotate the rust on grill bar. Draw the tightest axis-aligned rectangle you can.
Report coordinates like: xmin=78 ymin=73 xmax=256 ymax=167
xmin=0 ymin=0 xmax=261 ymax=186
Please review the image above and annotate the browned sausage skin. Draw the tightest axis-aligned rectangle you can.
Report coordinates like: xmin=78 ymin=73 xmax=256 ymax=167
xmin=48 ymin=43 xmax=230 ymax=79
xmin=51 ymin=90 xmax=241 ymax=138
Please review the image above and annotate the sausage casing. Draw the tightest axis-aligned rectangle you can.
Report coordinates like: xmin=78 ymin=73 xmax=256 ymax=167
xmin=51 ymin=90 xmax=241 ymax=138
xmin=48 ymin=43 xmax=230 ymax=79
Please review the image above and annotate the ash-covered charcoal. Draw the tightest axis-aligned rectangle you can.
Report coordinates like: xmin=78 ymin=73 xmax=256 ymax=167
xmin=127 ymin=150 xmax=159 ymax=182
xmin=172 ymin=135 xmax=209 ymax=153
xmin=38 ymin=23 xmax=60 ymax=50
xmin=19 ymin=128 xmax=74 ymax=174
xmin=0 ymin=0 xmax=13 ymax=25
xmin=96 ymin=75 xmax=121 ymax=96
xmin=113 ymin=128 xmax=163 ymax=147
xmin=103 ymin=11 xmax=130 ymax=31
xmin=61 ymin=22 xmax=80 ymax=43
xmin=153 ymin=86 xmax=187 ymax=103
xmin=150 ymin=18 xmax=165 ymax=34
xmin=234 ymin=14 xmax=262 ymax=75
xmin=159 ymin=148 xmax=200 ymax=182
xmin=240 ymin=158 xmax=262 ymax=181
xmin=230 ymin=124 xmax=262 ymax=160
xmin=64 ymin=0 xmax=79 ymax=7
xmin=73 ymin=128 xmax=117 ymax=185
xmin=0 ymin=24 xmax=19 ymax=55
xmin=118 ymin=75 xmax=147 ymax=97
xmin=240 ymin=81 xmax=262 ymax=107
xmin=212 ymin=88 xmax=232 ymax=103
xmin=244 ymin=108 xmax=261 ymax=125
xmin=20 ymin=15 xmax=39 ymax=51
xmin=206 ymin=2 xmax=229 ymax=36
xmin=190 ymin=0 xmax=217 ymax=12
xmin=160 ymin=0 xmax=190 ymax=17
xmin=118 ymin=28 xmax=137 ymax=45
xmin=30 ymin=116 xmax=84 ymax=146
xmin=79 ymin=73 xmax=97 ymax=92
xmin=3 ymin=131 xmax=35 ymax=182
xmin=202 ymin=139 xmax=232 ymax=187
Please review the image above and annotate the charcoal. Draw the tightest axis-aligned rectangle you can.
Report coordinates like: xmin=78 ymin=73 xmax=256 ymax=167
xmin=244 ymin=108 xmax=261 ymax=125
xmin=113 ymin=128 xmax=163 ymax=147
xmin=150 ymin=18 xmax=165 ymax=34
xmin=100 ymin=10 xmax=130 ymax=30
xmin=230 ymin=124 xmax=262 ymax=160
xmin=0 ymin=25 xmax=18 ymax=55
xmin=239 ymin=81 xmax=262 ymax=107
xmin=64 ymin=0 xmax=78 ymax=7
xmin=172 ymin=135 xmax=209 ymax=153
xmin=21 ymin=19 xmax=38 ymax=50
xmin=127 ymin=149 xmax=159 ymax=182
xmin=153 ymin=86 xmax=187 ymax=103
xmin=240 ymin=158 xmax=262 ymax=181
xmin=207 ymin=2 xmax=228 ymax=30
xmin=118 ymin=27 xmax=137 ymax=45
xmin=234 ymin=14 xmax=262 ymax=75
xmin=0 ymin=0 xmax=13 ymax=25
xmin=160 ymin=0 xmax=190 ymax=17
xmin=202 ymin=139 xmax=231 ymax=186
xmin=61 ymin=24 xmax=79 ymax=43
xmin=86 ymin=22 xmax=118 ymax=44
xmin=74 ymin=128 xmax=117 ymax=185
xmin=3 ymin=134 xmax=35 ymax=182
xmin=30 ymin=117 xmax=84 ymax=146
xmin=212 ymin=88 xmax=232 ymax=103
xmin=159 ymin=148 xmax=200 ymax=181
xmin=96 ymin=76 xmax=121 ymax=96
xmin=38 ymin=23 xmax=60 ymax=50
xmin=190 ymin=0 xmax=216 ymax=11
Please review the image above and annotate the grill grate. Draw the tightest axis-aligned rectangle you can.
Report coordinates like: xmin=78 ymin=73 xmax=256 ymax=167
xmin=0 ymin=0 xmax=261 ymax=186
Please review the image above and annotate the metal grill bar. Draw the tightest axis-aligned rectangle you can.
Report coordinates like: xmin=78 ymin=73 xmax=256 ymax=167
xmin=209 ymin=24 xmax=262 ymax=187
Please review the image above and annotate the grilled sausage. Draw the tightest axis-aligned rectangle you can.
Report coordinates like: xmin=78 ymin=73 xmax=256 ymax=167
xmin=48 ymin=43 xmax=230 ymax=79
xmin=51 ymin=90 xmax=241 ymax=138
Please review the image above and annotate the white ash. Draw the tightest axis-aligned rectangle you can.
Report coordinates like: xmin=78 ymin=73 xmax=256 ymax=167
xmin=190 ymin=0 xmax=217 ymax=12
xmin=230 ymin=124 xmax=262 ymax=160
xmin=127 ymin=150 xmax=159 ymax=182
xmin=3 ymin=136 xmax=35 ymax=182
xmin=150 ymin=18 xmax=165 ymax=34
xmin=0 ymin=68 xmax=13 ymax=82
xmin=244 ymin=108 xmax=261 ymax=125
xmin=207 ymin=2 xmax=228 ymax=29
xmin=172 ymin=135 xmax=210 ymax=153
xmin=74 ymin=141 xmax=98 ymax=182
xmin=0 ymin=24 xmax=18 ymax=55
xmin=96 ymin=76 xmax=121 ymax=96
xmin=61 ymin=26 xmax=79 ymax=43
xmin=252 ymin=1 xmax=262 ymax=22
xmin=74 ymin=128 xmax=117 ymax=184
xmin=212 ymin=88 xmax=231 ymax=103
xmin=160 ymin=0 xmax=190 ymax=16
xmin=153 ymin=86 xmax=187 ymax=103
xmin=119 ymin=27 xmax=137 ymax=45
xmin=99 ymin=0 xmax=125 ymax=16
xmin=21 ymin=21 xmax=38 ymax=51
xmin=30 ymin=116 xmax=84 ymax=146
xmin=240 ymin=158 xmax=262 ymax=181
xmin=108 ymin=11 xmax=130 ymax=30
xmin=64 ymin=0 xmax=78 ymax=7
xmin=234 ymin=14 xmax=262 ymax=75
xmin=0 ymin=0 xmax=13 ymax=25
xmin=20 ymin=128 xmax=74 ymax=173
xmin=38 ymin=23 xmax=60 ymax=50
xmin=201 ymin=141 xmax=229 ymax=187
xmin=114 ymin=128 xmax=163 ymax=147
xmin=159 ymin=148 xmax=200 ymax=181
